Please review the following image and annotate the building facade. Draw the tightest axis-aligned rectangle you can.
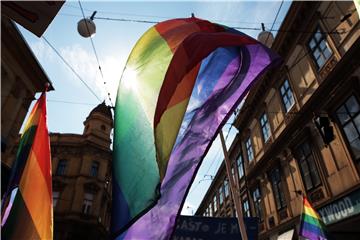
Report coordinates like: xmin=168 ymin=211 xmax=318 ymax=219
xmin=196 ymin=2 xmax=360 ymax=240
xmin=3 ymin=102 xmax=113 ymax=240
xmin=1 ymin=17 xmax=54 ymax=196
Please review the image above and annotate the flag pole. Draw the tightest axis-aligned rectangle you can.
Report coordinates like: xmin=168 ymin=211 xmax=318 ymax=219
xmin=219 ymin=130 xmax=248 ymax=240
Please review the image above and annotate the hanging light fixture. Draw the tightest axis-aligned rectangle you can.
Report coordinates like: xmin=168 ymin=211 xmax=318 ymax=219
xmin=77 ymin=11 xmax=97 ymax=38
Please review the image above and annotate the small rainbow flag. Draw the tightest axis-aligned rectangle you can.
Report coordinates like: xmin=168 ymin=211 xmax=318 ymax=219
xmin=299 ymin=197 xmax=328 ymax=240
xmin=1 ymin=91 xmax=53 ymax=239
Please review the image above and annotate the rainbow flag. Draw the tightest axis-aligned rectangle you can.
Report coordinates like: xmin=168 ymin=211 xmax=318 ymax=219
xmin=299 ymin=197 xmax=328 ymax=240
xmin=112 ymin=17 xmax=280 ymax=239
xmin=1 ymin=91 xmax=53 ymax=239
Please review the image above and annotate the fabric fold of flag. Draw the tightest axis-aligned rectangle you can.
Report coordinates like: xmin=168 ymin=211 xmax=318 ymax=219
xmin=299 ymin=197 xmax=328 ymax=240
xmin=1 ymin=91 xmax=53 ymax=240
xmin=112 ymin=17 xmax=280 ymax=239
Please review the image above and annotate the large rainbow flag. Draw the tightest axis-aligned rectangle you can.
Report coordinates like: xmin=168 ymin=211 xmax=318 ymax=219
xmin=112 ymin=17 xmax=280 ymax=239
xmin=1 ymin=91 xmax=53 ymax=239
xmin=299 ymin=197 xmax=328 ymax=240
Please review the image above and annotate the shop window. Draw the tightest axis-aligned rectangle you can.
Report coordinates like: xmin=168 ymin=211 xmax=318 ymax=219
xmin=260 ymin=113 xmax=271 ymax=142
xmin=252 ymin=186 xmax=263 ymax=221
xmin=56 ymin=159 xmax=67 ymax=176
xmin=308 ymin=26 xmax=332 ymax=69
xmin=237 ymin=153 xmax=245 ymax=179
xmin=336 ymin=95 xmax=360 ymax=161
xmin=246 ymin=137 xmax=254 ymax=162
xmin=295 ymin=141 xmax=321 ymax=191
xmin=82 ymin=193 xmax=94 ymax=214
xmin=280 ymin=79 xmax=295 ymax=112
xmin=269 ymin=167 xmax=287 ymax=210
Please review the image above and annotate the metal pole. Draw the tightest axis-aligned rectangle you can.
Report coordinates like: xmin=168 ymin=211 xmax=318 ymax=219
xmin=219 ymin=131 xmax=248 ymax=240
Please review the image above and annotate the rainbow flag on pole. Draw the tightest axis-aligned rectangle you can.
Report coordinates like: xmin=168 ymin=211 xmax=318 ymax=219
xmin=1 ymin=91 xmax=53 ymax=239
xmin=299 ymin=197 xmax=328 ymax=240
xmin=112 ymin=17 xmax=280 ymax=239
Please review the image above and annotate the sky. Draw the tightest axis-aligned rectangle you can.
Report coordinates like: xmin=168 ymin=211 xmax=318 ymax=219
xmin=18 ymin=0 xmax=291 ymax=215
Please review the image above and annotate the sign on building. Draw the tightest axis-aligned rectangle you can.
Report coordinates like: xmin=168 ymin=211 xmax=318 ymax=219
xmin=172 ymin=216 xmax=258 ymax=240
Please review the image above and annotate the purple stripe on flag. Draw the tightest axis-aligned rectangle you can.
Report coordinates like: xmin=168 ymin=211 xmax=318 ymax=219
xmin=118 ymin=44 xmax=279 ymax=240
xmin=301 ymin=229 xmax=324 ymax=240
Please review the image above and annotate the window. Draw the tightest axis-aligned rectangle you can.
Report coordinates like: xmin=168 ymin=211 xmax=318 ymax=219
xmin=252 ymin=186 xmax=263 ymax=221
xmin=336 ymin=95 xmax=360 ymax=161
xmin=56 ymin=160 xmax=67 ymax=176
xmin=213 ymin=195 xmax=218 ymax=212
xmin=246 ymin=138 xmax=254 ymax=162
xmin=269 ymin=167 xmax=287 ymax=210
xmin=82 ymin=193 xmax=94 ymax=214
xmin=219 ymin=185 xmax=224 ymax=205
xmin=237 ymin=153 xmax=245 ymax=179
xmin=260 ymin=113 xmax=271 ymax=142
xmin=231 ymin=166 xmax=236 ymax=180
xmin=209 ymin=205 xmax=213 ymax=217
xmin=224 ymin=180 xmax=230 ymax=198
xmin=53 ymin=191 xmax=60 ymax=208
xmin=90 ymin=161 xmax=99 ymax=177
xmin=242 ymin=197 xmax=250 ymax=217
xmin=280 ymin=79 xmax=295 ymax=112
xmin=308 ymin=27 xmax=332 ymax=69
xmin=295 ymin=141 xmax=321 ymax=191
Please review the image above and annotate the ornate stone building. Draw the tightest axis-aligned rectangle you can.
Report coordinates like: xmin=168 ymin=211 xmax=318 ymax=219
xmin=196 ymin=2 xmax=360 ymax=240
xmin=51 ymin=102 xmax=113 ymax=240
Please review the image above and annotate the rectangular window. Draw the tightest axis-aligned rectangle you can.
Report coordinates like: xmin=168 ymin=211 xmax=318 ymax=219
xmin=260 ymin=113 xmax=271 ymax=142
xmin=213 ymin=195 xmax=218 ymax=213
xmin=295 ymin=141 xmax=321 ymax=191
xmin=82 ymin=193 xmax=94 ymax=214
xmin=90 ymin=161 xmax=99 ymax=177
xmin=56 ymin=159 xmax=67 ymax=176
xmin=336 ymin=95 xmax=360 ymax=161
xmin=209 ymin=205 xmax=213 ymax=217
xmin=242 ymin=197 xmax=250 ymax=217
xmin=308 ymin=27 xmax=332 ymax=69
xmin=252 ymin=186 xmax=263 ymax=221
xmin=219 ymin=185 xmax=224 ymax=206
xmin=224 ymin=180 xmax=230 ymax=198
xmin=246 ymin=138 xmax=254 ymax=162
xmin=280 ymin=79 xmax=295 ymax=112
xmin=269 ymin=167 xmax=287 ymax=210
xmin=237 ymin=153 xmax=245 ymax=179
xmin=53 ymin=191 xmax=60 ymax=208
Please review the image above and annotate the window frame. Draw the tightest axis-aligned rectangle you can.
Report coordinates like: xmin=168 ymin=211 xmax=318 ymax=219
xmin=252 ymin=186 xmax=264 ymax=221
xmin=56 ymin=159 xmax=67 ymax=176
xmin=307 ymin=26 xmax=332 ymax=70
xmin=294 ymin=140 xmax=322 ymax=192
xmin=82 ymin=192 xmax=94 ymax=215
xmin=90 ymin=161 xmax=100 ymax=177
xmin=269 ymin=167 xmax=287 ymax=211
xmin=260 ymin=112 xmax=272 ymax=143
xmin=237 ymin=152 xmax=245 ymax=179
xmin=242 ymin=196 xmax=251 ymax=217
xmin=279 ymin=79 xmax=295 ymax=113
xmin=245 ymin=137 xmax=254 ymax=162
xmin=335 ymin=95 xmax=360 ymax=162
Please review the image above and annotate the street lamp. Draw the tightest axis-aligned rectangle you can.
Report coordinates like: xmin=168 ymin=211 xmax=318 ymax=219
xmin=77 ymin=11 xmax=97 ymax=38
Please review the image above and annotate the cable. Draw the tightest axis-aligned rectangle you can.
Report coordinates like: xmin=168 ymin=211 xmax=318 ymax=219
xmin=78 ymin=1 xmax=114 ymax=108
xmin=265 ymin=0 xmax=284 ymax=46
xmin=42 ymin=36 xmax=102 ymax=102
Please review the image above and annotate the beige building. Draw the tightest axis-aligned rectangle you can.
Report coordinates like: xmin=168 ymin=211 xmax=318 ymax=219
xmin=196 ymin=2 xmax=360 ymax=240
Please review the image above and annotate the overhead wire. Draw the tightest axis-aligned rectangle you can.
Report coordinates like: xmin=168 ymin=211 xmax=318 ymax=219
xmin=78 ymin=0 xmax=114 ymax=108
xmin=42 ymin=36 xmax=102 ymax=102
